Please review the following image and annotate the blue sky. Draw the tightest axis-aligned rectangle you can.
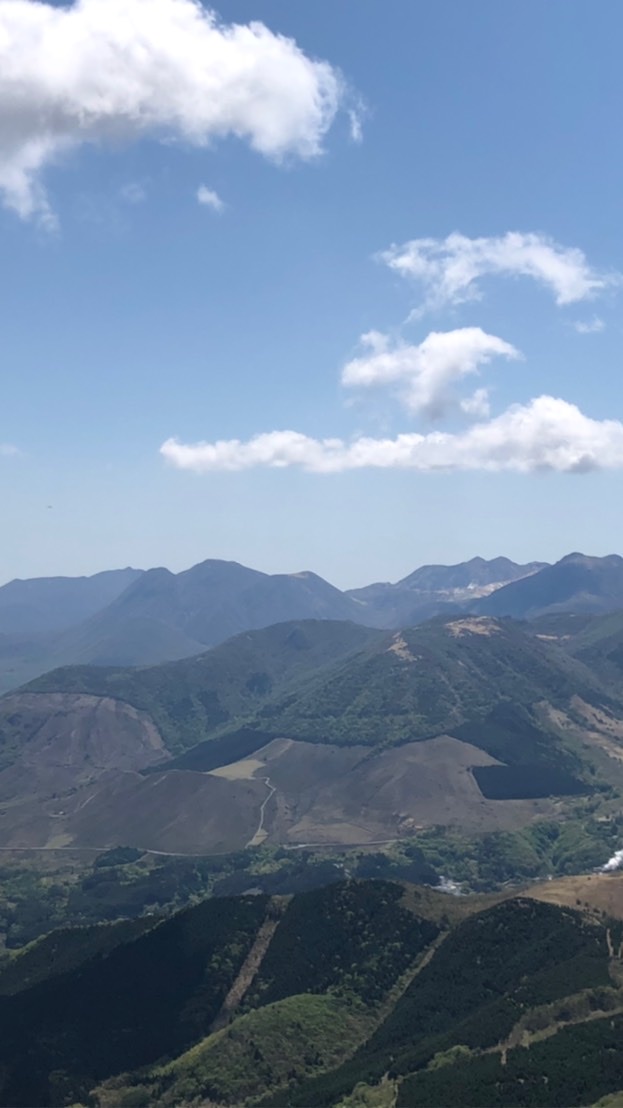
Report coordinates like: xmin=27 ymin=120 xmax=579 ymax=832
xmin=3 ymin=0 xmax=623 ymax=587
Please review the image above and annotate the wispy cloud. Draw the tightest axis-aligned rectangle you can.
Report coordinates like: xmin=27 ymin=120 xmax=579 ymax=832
xmin=161 ymin=396 xmax=623 ymax=475
xmin=380 ymin=232 xmax=618 ymax=316
xmin=0 ymin=444 xmax=20 ymax=457
xmin=119 ymin=182 xmax=147 ymax=205
xmin=341 ymin=327 xmax=519 ymax=419
xmin=197 ymin=185 xmax=224 ymax=213
xmin=0 ymin=0 xmax=351 ymax=227
xmin=573 ymin=316 xmax=605 ymax=334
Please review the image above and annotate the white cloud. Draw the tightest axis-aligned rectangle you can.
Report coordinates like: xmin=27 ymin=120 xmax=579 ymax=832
xmin=0 ymin=444 xmax=20 ymax=457
xmin=380 ymin=231 xmax=618 ymax=315
xmin=0 ymin=0 xmax=348 ymax=226
xmin=197 ymin=184 xmax=224 ymax=212
xmin=341 ymin=327 xmax=519 ymax=418
xmin=160 ymin=396 xmax=623 ymax=475
xmin=460 ymin=388 xmax=490 ymax=418
xmin=573 ymin=316 xmax=605 ymax=334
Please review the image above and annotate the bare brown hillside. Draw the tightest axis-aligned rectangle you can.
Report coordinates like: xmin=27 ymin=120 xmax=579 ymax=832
xmin=525 ymin=873 xmax=623 ymax=921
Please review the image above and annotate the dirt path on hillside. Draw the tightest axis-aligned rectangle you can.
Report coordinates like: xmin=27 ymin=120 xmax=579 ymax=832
xmin=246 ymin=777 xmax=276 ymax=847
xmin=210 ymin=898 xmax=287 ymax=1032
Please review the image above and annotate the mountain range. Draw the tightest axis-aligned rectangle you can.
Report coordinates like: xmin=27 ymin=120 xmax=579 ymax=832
xmin=3 ymin=556 xmax=623 ymax=1106
xmin=2 ymin=607 xmax=622 ymax=855
xmin=4 ymin=551 xmax=623 ymax=692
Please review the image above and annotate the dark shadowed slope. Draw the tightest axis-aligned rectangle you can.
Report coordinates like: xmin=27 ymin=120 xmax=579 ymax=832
xmin=2 ymin=883 xmax=622 ymax=1108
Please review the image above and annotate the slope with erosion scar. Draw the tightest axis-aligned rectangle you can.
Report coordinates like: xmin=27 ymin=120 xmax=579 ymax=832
xmin=4 ymin=615 xmax=623 ymax=853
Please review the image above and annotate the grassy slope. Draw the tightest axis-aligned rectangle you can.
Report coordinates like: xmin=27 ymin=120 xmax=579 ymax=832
xmin=104 ymin=994 xmax=372 ymax=1108
xmin=23 ymin=620 xmax=382 ymax=753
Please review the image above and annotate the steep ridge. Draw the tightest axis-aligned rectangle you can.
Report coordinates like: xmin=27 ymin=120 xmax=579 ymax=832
xmin=477 ymin=553 xmax=623 ymax=620
xmin=2 ymin=881 xmax=623 ymax=1107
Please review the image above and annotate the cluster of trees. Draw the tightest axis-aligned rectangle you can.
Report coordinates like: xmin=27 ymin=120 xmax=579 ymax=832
xmin=398 ymin=1013 xmax=623 ymax=1107
xmin=259 ymin=898 xmax=613 ymax=1108
xmin=0 ymin=895 xmax=268 ymax=1107
xmin=246 ymin=881 xmax=439 ymax=1010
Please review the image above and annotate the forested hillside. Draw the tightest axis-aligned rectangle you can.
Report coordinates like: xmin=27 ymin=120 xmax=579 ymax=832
xmin=1 ymin=880 xmax=623 ymax=1108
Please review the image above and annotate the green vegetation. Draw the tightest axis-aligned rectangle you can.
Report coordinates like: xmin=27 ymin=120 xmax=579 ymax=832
xmin=414 ymin=813 xmax=623 ymax=891
xmin=0 ymin=877 xmax=622 ymax=1107
xmin=26 ymin=620 xmax=381 ymax=753
xmin=93 ymin=845 xmax=145 ymax=868
xmin=0 ymin=916 xmax=157 ymax=995
xmin=0 ymin=813 xmax=619 ymax=953
xmin=265 ymin=898 xmax=612 ymax=1107
xmin=22 ymin=616 xmax=619 ymax=779
xmin=336 ymin=1080 xmax=397 ymax=1108
xmin=397 ymin=1013 xmax=623 ymax=1106
xmin=251 ymin=618 xmax=616 ymax=758
xmin=109 ymin=994 xmax=372 ymax=1107
xmin=0 ymin=838 xmax=439 ymax=950
xmin=0 ymin=894 xmax=268 ymax=1107
xmin=245 ymin=881 xmax=439 ymax=1008
xmin=472 ymin=763 xmax=587 ymax=799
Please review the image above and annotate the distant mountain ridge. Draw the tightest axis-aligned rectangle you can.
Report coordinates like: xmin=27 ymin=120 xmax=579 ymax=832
xmin=476 ymin=552 xmax=623 ymax=620
xmin=347 ymin=556 xmax=546 ymax=627
xmin=4 ymin=552 xmax=623 ymax=691
xmin=0 ymin=568 xmax=143 ymax=634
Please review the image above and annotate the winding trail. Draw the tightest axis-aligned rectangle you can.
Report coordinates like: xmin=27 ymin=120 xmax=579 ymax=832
xmin=246 ymin=776 xmax=276 ymax=848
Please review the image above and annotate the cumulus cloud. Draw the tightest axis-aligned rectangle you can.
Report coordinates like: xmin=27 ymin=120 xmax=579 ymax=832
xmin=160 ymin=396 xmax=623 ymax=475
xmin=573 ymin=316 xmax=605 ymax=334
xmin=0 ymin=0 xmax=348 ymax=226
xmin=341 ymin=327 xmax=519 ymax=418
xmin=197 ymin=184 xmax=224 ymax=212
xmin=380 ymin=231 xmax=618 ymax=316
xmin=460 ymin=388 xmax=490 ymax=418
